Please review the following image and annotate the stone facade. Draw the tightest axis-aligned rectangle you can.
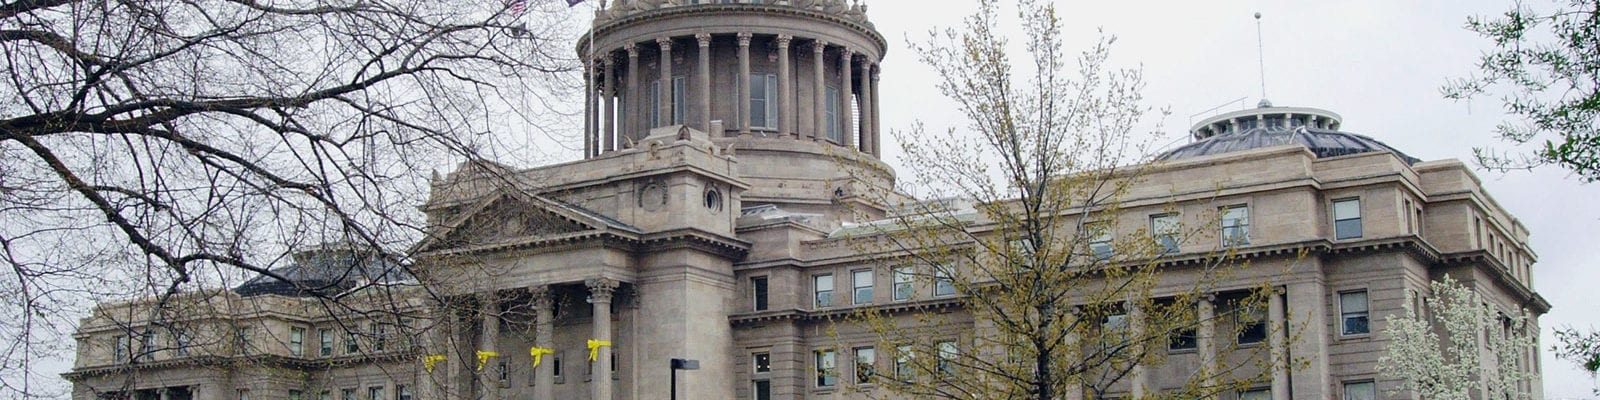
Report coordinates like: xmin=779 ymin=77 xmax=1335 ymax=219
xmin=66 ymin=2 xmax=1547 ymax=400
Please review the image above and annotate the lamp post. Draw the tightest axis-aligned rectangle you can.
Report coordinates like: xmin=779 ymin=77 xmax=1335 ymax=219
xmin=670 ymin=358 xmax=700 ymax=400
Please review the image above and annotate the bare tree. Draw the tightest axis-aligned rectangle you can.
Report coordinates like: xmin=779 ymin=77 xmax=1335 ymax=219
xmin=832 ymin=1 xmax=1287 ymax=399
xmin=0 ymin=0 xmax=581 ymax=396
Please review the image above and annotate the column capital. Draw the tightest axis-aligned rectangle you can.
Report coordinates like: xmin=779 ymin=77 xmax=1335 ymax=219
xmin=1272 ymin=285 xmax=1286 ymax=296
xmin=586 ymin=278 xmax=619 ymax=302
xmin=840 ymin=46 xmax=854 ymax=57
xmin=811 ymin=40 xmax=828 ymax=53
xmin=736 ymin=31 xmax=752 ymax=46
xmin=529 ymin=286 xmax=555 ymax=309
xmin=623 ymin=42 xmax=639 ymax=57
xmin=1199 ymin=292 xmax=1217 ymax=303
xmin=776 ymin=34 xmax=793 ymax=48
xmin=695 ymin=32 xmax=712 ymax=47
xmin=656 ymin=37 xmax=673 ymax=50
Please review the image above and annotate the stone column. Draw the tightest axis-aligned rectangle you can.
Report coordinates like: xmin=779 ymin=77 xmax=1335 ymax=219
xmin=870 ymin=66 xmax=882 ymax=156
xmin=696 ymin=33 xmax=712 ymax=134
xmin=415 ymin=306 xmax=444 ymax=399
xmin=859 ymin=61 xmax=874 ymax=154
xmin=657 ymin=37 xmax=673 ymax=128
xmin=1198 ymin=295 xmax=1218 ymax=398
xmin=444 ymin=307 xmax=464 ymax=399
xmin=811 ymin=40 xmax=827 ymax=141
xmin=625 ymin=44 xmax=640 ymax=146
xmin=736 ymin=32 xmax=753 ymax=136
xmin=1064 ymin=309 xmax=1084 ymax=400
xmin=603 ymin=55 xmax=617 ymax=153
xmin=583 ymin=58 xmax=595 ymax=158
xmin=587 ymin=278 xmax=618 ymax=400
xmin=479 ymin=293 xmax=501 ymax=400
xmin=838 ymin=47 xmax=854 ymax=149
xmin=1286 ymin=282 xmax=1331 ymax=400
xmin=531 ymin=287 xmax=555 ymax=400
xmin=1129 ymin=301 xmax=1150 ymax=399
xmin=777 ymin=34 xmax=794 ymax=138
xmin=1269 ymin=287 xmax=1289 ymax=400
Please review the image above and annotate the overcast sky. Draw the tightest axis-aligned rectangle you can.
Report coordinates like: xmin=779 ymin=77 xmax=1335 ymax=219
xmin=848 ymin=0 xmax=1599 ymax=397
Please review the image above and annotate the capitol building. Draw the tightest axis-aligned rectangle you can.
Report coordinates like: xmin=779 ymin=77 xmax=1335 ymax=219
xmin=65 ymin=1 xmax=1546 ymax=399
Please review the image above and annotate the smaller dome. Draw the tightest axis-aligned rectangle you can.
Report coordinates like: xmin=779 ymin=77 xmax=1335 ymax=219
xmin=233 ymin=243 xmax=410 ymax=297
xmin=1158 ymin=126 xmax=1420 ymax=164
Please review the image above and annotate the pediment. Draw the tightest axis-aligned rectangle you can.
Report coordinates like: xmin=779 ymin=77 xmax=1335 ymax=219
xmin=414 ymin=191 xmax=630 ymax=254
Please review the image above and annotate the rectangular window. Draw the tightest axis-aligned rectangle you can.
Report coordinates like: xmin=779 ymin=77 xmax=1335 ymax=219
xmin=753 ymin=352 xmax=771 ymax=373
xmin=1342 ymin=381 xmax=1375 ymax=400
xmin=237 ymin=389 xmax=250 ymax=400
xmin=236 ymin=327 xmax=252 ymax=355
xmin=1333 ymin=198 xmax=1362 ymax=239
xmin=370 ymin=323 xmax=387 ymax=352
xmin=341 ymin=389 xmax=355 ymax=400
xmin=1151 ymin=213 xmax=1180 ymax=254
xmin=825 ymin=86 xmax=841 ymax=142
xmin=318 ymin=391 xmax=331 ymax=400
xmin=854 ymin=347 xmax=876 ymax=384
xmin=750 ymin=74 xmax=778 ymax=128
xmin=396 ymin=386 xmax=412 ymax=400
xmin=936 ymin=341 xmax=957 ymax=377
xmin=366 ymin=386 xmax=381 ymax=400
xmin=1240 ymin=388 xmax=1271 ymax=400
xmin=672 ymin=76 xmax=687 ymax=125
xmin=751 ymin=276 xmax=769 ymax=311
xmin=814 ymin=274 xmax=834 ymax=308
xmin=319 ymin=329 xmax=334 ymax=357
xmin=1102 ymin=312 xmax=1129 ymax=349
xmin=894 ymin=345 xmax=913 ymax=382
xmin=344 ymin=332 xmax=358 ymax=354
xmin=552 ymin=355 xmax=563 ymax=378
xmin=289 ymin=327 xmax=305 ymax=357
xmin=852 ymin=269 xmax=874 ymax=305
xmin=892 ymin=266 xmax=914 ymax=301
xmin=113 ymin=335 xmax=129 ymax=362
xmin=1237 ymin=303 xmax=1268 ymax=345
xmin=1221 ymin=205 xmax=1249 ymax=246
xmin=139 ymin=331 xmax=157 ymax=361
xmin=1089 ymin=223 xmax=1113 ymax=260
xmin=174 ymin=329 xmax=191 ymax=357
xmin=933 ymin=265 xmax=955 ymax=297
xmin=289 ymin=390 xmax=303 ymax=400
xmin=1340 ymin=290 xmax=1370 ymax=335
xmin=1169 ymin=327 xmax=1198 ymax=351
xmin=648 ymin=81 xmax=661 ymax=127
xmin=815 ymin=349 xmax=837 ymax=387
xmin=752 ymin=380 xmax=771 ymax=400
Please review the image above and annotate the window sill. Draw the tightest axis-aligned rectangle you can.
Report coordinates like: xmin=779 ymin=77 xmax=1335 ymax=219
xmin=1337 ymin=333 xmax=1371 ymax=341
xmin=1167 ymin=348 xmax=1198 ymax=355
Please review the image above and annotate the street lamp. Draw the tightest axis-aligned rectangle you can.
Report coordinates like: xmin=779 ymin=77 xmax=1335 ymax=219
xmin=669 ymin=358 xmax=700 ymax=400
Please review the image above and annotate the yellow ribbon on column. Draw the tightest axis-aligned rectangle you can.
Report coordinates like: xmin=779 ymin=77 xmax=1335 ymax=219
xmin=475 ymin=350 xmax=500 ymax=371
xmin=586 ymin=339 xmax=612 ymax=361
xmin=422 ymin=354 xmax=447 ymax=373
xmin=529 ymin=347 xmax=555 ymax=368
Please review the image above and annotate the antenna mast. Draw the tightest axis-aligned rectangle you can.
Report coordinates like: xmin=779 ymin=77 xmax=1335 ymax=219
xmin=1254 ymin=12 xmax=1268 ymax=102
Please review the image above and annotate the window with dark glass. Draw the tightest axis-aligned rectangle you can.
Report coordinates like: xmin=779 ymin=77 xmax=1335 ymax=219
xmin=750 ymin=74 xmax=778 ymax=128
xmin=113 ymin=335 xmax=129 ymax=362
xmin=933 ymin=266 xmax=955 ymax=297
xmin=854 ymin=347 xmax=875 ymax=384
xmin=1221 ymin=205 xmax=1249 ymax=246
xmin=672 ymin=76 xmax=686 ymax=125
xmin=1169 ymin=327 xmax=1198 ymax=351
xmin=1151 ymin=213 xmax=1180 ymax=254
xmin=1089 ymin=223 xmax=1113 ymax=260
xmin=751 ymin=276 xmax=769 ymax=311
xmin=366 ymin=386 xmax=381 ymax=400
xmin=1333 ymin=198 xmax=1362 ymax=239
xmin=825 ymin=86 xmax=841 ymax=142
xmin=892 ymin=266 xmax=913 ymax=301
xmin=814 ymin=274 xmax=834 ymax=308
xmin=753 ymin=352 xmax=771 ymax=373
xmin=1236 ymin=302 xmax=1267 ymax=345
xmin=1340 ymin=290 xmax=1370 ymax=335
xmin=752 ymin=380 xmax=771 ymax=400
xmin=815 ymin=350 xmax=837 ymax=387
xmin=853 ymin=269 xmax=874 ymax=305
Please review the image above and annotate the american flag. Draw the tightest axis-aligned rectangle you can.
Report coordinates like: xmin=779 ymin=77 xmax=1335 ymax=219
xmin=505 ymin=0 xmax=527 ymax=16
xmin=567 ymin=0 xmax=586 ymax=6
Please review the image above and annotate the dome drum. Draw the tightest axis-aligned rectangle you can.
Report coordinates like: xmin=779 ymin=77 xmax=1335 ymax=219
xmin=575 ymin=1 xmax=887 ymax=161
